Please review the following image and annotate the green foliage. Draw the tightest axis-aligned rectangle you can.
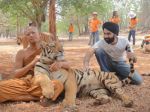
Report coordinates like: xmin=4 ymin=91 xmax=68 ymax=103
xmin=57 ymin=20 xmax=68 ymax=34
xmin=0 ymin=0 xmax=144 ymax=36
xmin=57 ymin=0 xmax=113 ymax=35
xmin=58 ymin=0 xmax=112 ymax=17
xmin=0 ymin=0 xmax=49 ymax=30
xmin=41 ymin=19 xmax=49 ymax=32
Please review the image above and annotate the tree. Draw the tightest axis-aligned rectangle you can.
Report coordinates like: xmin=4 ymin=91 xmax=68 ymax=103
xmin=49 ymin=0 xmax=56 ymax=39
xmin=0 ymin=0 xmax=49 ymax=31
xmin=140 ymin=0 xmax=150 ymax=32
xmin=58 ymin=0 xmax=113 ymax=35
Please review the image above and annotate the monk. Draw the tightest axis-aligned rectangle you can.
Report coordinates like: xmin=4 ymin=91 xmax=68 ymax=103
xmin=0 ymin=26 xmax=70 ymax=105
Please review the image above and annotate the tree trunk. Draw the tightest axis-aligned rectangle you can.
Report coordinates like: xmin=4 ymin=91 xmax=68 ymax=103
xmin=49 ymin=0 xmax=56 ymax=40
xmin=140 ymin=0 xmax=150 ymax=32
xmin=16 ymin=14 xmax=19 ymax=38
xmin=36 ymin=20 xmax=42 ymax=32
xmin=84 ymin=16 xmax=89 ymax=34
xmin=76 ymin=15 xmax=81 ymax=35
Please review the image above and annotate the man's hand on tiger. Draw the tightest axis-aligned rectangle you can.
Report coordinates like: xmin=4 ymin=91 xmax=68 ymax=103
xmin=49 ymin=61 xmax=62 ymax=71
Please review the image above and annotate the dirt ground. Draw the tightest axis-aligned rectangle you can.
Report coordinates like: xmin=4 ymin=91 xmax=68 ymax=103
xmin=0 ymin=38 xmax=150 ymax=112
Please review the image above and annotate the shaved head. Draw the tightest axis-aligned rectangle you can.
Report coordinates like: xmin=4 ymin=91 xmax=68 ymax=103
xmin=24 ymin=26 xmax=39 ymax=35
xmin=24 ymin=26 xmax=40 ymax=44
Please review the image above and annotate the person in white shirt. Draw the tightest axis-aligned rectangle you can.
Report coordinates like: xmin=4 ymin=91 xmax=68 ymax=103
xmin=83 ymin=22 xmax=143 ymax=85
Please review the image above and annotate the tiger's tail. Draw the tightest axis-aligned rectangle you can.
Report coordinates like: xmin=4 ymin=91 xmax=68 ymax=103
xmin=141 ymin=73 xmax=150 ymax=76
xmin=121 ymin=58 xmax=135 ymax=86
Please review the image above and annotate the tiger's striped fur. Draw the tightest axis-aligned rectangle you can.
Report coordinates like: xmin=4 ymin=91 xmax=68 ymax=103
xmin=36 ymin=40 xmax=135 ymax=108
xmin=121 ymin=58 xmax=135 ymax=86
xmin=33 ymin=39 xmax=78 ymax=108
xmin=33 ymin=39 xmax=64 ymax=100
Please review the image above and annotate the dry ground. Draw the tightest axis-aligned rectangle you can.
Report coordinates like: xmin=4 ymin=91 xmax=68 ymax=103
xmin=0 ymin=37 xmax=150 ymax=112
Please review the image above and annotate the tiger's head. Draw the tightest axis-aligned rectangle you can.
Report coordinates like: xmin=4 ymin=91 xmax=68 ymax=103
xmin=39 ymin=38 xmax=64 ymax=64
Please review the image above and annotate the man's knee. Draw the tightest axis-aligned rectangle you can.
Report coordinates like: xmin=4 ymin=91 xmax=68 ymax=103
xmin=131 ymin=71 xmax=143 ymax=85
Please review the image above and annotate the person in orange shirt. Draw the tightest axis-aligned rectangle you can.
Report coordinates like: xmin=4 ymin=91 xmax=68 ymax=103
xmin=128 ymin=12 xmax=138 ymax=45
xmin=68 ymin=23 xmax=74 ymax=41
xmin=109 ymin=11 xmax=121 ymax=25
xmin=88 ymin=12 xmax=102 ymax=46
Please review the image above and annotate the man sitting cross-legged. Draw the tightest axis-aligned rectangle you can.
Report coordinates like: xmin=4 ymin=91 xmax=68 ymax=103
xmin=0 ymin=26 xmax=70 ymax=105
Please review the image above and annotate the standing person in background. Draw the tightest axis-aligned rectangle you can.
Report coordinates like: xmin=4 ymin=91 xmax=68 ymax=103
xmin=109 ymin=11 xmax=121 ymax=25
xmin=88 ymin=12 xmax=102 ymax=46
xmin=68 ymin=23 xmax=74 ymax=41
xmin=128 ymin=12 xmax=138 ymax=46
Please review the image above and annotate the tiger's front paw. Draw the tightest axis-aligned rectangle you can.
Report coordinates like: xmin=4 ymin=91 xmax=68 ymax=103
xmin=94 ymin=96 xmax=111 ymax=105
xmin=42 ymin=87 xmax=54 ymax=99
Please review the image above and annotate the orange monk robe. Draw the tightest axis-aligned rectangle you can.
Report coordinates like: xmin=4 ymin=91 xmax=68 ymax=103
xmin=0 ymin=78 xmax=63 ymax=103
xmin=0 ymin=49 xmax=64 ymax=103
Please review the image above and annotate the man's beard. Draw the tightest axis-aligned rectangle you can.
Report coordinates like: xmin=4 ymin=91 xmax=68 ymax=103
xmin=104 ymin=36 xmax=115 ymax=44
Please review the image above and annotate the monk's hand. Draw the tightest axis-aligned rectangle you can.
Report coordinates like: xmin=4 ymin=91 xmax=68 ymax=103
xmin=49 ymin=61 xmax=62 ymax=72
xmin=31 ymin=55 xmax=40 ymax=66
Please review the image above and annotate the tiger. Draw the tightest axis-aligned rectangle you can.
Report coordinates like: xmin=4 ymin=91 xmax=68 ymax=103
xmin=32 ymin=38 xmax=77 ymax=108
xmin=32 ymin=35 xmax=64 ymax=99
xmin=35 ymin=39 xmax=136 ymax=110
xmin=17 ymin=32 xmax=53 ymax=49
